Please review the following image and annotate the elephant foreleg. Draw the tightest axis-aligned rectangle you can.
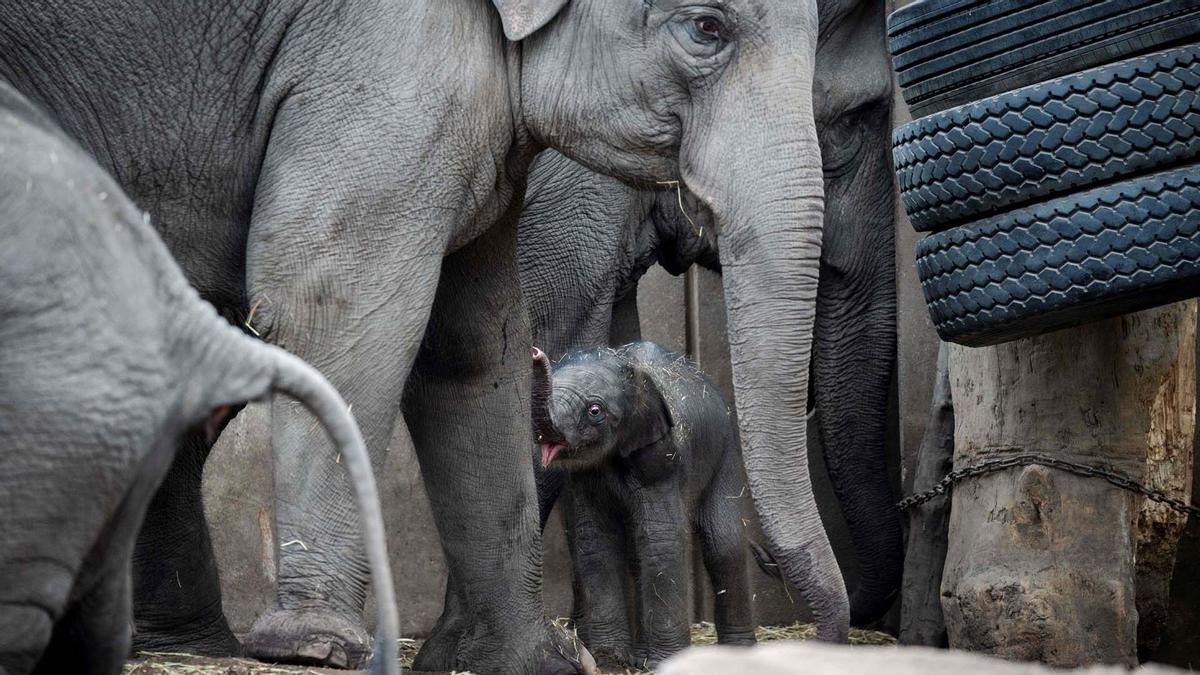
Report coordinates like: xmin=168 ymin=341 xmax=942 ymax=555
xmin=697 ymin=447 xmax=756 ymax=646
xmin=405 ymin=221 xmax=584 ymax=674
xmin=567 ymin=483 xmax=635 ymax=667
xmin=239 ymin=211 xmax=442 ymax=668
xmin=608 ymin=290 xmax=642 ymax=347
xmin=899 ymin=342 xmax=953 ymax=646
xmin=629 ymin=485 xmax=690 ymax=669
xmin=411 ymin=571 xmax=468 ymax=671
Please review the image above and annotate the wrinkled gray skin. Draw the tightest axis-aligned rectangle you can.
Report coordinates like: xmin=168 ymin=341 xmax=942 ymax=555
xmin=1 ymin=0 xmax=856 ymax=669
xmin=512 ymin=0 xmax=900 ymax=625
xmin=0 ymin=85 xmax=398 ymax=675
xmin=521 ymin=152 xmax=720 ymax=369
xmin=534 ymin=343 xmax=755 ymax=669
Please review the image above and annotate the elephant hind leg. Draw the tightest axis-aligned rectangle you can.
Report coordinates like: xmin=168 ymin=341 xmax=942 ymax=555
xmin=0 ymin=574 xmax=61 ymax=675
xmin=34 ymin=563 xmax=132 ymax=675
xmin=38 ymin=478 xmax=150 ymax=675
xmin=131 ymin=429 xmax=239 ymax=657
xmin=697 ymin=449 xmax=756 ymax=646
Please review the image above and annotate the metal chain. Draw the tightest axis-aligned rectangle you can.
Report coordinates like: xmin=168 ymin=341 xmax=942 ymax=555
xmin=898 ymin=452 xmax=1200 ymax=518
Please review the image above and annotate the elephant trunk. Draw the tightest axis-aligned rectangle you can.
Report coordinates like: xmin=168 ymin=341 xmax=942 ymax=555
xmin=531 ymin=346 xmax=555 ymax=438
xmin=530 ymin=347 xmax=567 ymax=528
xmin=531 ymin=346 xmax=568 ymax=467
xmin=189 ymin=304 xmax=400 ymax=674
xmin=680 ymin=30 xmax=850 ymax=641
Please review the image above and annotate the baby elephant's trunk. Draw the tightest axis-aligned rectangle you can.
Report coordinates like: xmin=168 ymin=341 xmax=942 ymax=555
xmin=531 ymin=347 xmax=567 ymax=466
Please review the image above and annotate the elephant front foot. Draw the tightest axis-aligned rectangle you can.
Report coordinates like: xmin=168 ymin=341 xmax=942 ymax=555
xmin=242 ymin=608 xmax=371 ymax=669
xmin=419 ymin=618 xmax=596 ymax=674
xmin=574 ymin=633 xmax=633 ymax=672
xmin=623 ymin=635 xmax=692 ymax=672
xmin=411 ymin=608 xmax=467 ymax=672
xmin=131 ymin=614 xmax=240 ymax=658
xmin=623 ymin=648 xmax=682 ymax=672
xmin=526 ymin=619 xmax=597 ymax=675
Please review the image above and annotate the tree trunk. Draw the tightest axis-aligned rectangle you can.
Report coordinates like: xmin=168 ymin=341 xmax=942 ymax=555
xmin=941 ymin=301 xmax=1196 ymax=666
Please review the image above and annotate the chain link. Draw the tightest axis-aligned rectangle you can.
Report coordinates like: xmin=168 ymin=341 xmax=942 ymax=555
xmin=898 ymin=453 xmax=1200 ymax=518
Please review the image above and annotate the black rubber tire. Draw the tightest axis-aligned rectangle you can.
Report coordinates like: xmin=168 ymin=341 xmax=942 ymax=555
xmin=916 ymin=164 xmax=1200 ymax=347
xmin=889 ymin=0 xmax=1200 ymax=118
xmin=894 ymin=45 xmax=1200 ymax=233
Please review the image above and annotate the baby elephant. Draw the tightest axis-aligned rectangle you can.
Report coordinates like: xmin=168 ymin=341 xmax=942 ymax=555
xmin=532 ymin=342 xmax=756 ymax=669
xmin=0 ymin=84 xmax=397 ymax=674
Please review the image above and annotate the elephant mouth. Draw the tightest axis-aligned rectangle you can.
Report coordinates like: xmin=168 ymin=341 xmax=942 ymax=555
xmin=540 ymin=441 xmax=568 ymax=467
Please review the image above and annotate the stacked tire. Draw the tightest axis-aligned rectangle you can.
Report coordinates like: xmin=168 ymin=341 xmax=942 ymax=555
xmin=888 ymin=0 xmax=1200 ymax=346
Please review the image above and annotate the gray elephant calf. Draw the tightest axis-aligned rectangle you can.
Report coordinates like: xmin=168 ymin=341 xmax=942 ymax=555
xmin=0 ymin=85 xmax=397 ymax=675
xmin=531 ymin=342 xmax=755 ymax=669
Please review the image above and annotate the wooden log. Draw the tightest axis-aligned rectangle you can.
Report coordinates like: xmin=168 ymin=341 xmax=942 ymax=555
xmin=941 ymin=301 xmax=1196 ymax=666
xmin=1135 ymin=304 xmax=1195 ymax=657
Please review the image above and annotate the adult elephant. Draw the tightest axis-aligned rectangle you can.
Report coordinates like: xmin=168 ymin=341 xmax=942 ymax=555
xmin=516 ymin=0 xmax=900 ymax=627
xmin=0 ymin=0 xmax=869 ymax=669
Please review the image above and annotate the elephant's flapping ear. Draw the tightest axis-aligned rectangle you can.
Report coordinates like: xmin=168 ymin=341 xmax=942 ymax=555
xmin=491 ymin=0 xmax=569 ymax=41
xmin=621 ymin=369 xmax=674 ymax=458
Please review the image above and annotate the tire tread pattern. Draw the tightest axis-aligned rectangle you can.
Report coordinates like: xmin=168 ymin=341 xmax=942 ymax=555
xmin=894 ymin=46 xmax=1200 ymax=232
xmin=888 ymin=0 xmax=1200 ymax=116
xmin=915 ymin=166 xmax=1200 ymax=346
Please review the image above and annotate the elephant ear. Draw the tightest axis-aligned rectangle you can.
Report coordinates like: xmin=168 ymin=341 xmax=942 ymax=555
xmin=620 ymin=367 xmax=675 ymax=458
xmin=491 ymin=0 xmax=570 ymax=41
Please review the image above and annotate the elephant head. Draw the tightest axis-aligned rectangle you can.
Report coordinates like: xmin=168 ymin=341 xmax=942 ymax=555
xmin=505 ymin=0 xmax=849 ymax=640
xmin=532 ymin=346 xmax=674 ymax=471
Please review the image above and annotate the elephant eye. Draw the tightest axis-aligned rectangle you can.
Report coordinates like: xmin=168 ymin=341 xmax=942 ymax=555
xmin=585 ymin=402 xmax=606 ymax=423
xmin=671 ymin=9 xmax=731 ymax=60
xmin=821 ymin=106 xmax=875 ymax=179
xmin=694 ymin=16 xmax=722 ymax=40
xmin=688 ymin=15 xmax=725 ymax=44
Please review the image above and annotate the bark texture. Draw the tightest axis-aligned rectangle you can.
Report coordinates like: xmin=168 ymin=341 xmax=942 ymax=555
xmin=942 ymin=301 xmax=1196 ymax=666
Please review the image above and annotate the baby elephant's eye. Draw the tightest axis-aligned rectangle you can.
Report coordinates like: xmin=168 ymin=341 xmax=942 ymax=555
xmin=585 ymin=402 xmax=607 ymax=424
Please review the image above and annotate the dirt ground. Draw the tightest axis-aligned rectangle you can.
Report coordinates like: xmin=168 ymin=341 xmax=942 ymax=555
xmin=123 ymin=622 xmax=896 ymax=674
